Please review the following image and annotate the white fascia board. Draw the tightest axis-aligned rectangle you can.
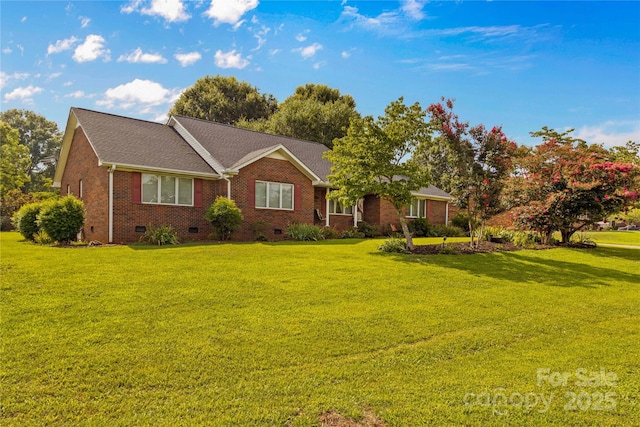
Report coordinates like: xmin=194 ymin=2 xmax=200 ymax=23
xmin=231 ymin=144 xmax=321 ymax=182
xmin=100 ymin=162 xmax=220 ymax=179
xmin=168 ymin=116 xmax=225 ymax=176
xmin=410 ymin=192 xmax=453 ymax=201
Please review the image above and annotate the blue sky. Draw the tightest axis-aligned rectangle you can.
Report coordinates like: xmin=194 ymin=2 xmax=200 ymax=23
xmin=1 ymin=0 xmax=639 ymax=147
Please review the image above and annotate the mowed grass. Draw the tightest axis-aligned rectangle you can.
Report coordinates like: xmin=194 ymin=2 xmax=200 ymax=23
xmin=1 ymin=232 xmax=639 ymax=426
xmin=580 ymin=230 xmax=640 ymax=246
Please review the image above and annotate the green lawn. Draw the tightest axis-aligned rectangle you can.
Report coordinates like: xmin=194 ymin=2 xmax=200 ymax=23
xmin=1 ymin=232 xmax=639 ymax=426
xmin=579 ymin=230 xmax=640 ymax=246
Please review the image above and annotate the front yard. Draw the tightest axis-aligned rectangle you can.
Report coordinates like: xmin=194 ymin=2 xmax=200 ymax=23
xmin=1 ymin=232 xmax=638 ymax=426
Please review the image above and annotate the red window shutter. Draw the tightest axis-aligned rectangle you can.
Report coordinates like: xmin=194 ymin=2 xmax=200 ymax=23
xmin=248 ymin=179 xmax=255 ymax=208
xmin=194 ymin=179 xmax=203 ymax=207
xmin=131 ymin=172 xmax=141 ymax=204
xmin=294 ymin=184 xmax=302 ymax=211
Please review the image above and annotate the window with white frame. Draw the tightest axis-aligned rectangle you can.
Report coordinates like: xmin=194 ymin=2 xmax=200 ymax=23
xmin=255 ymin=181 xmax=294 ymax=210
xmin=407 ymin=198 xmax=427 ymax=218
xmin=142 ymin=173 xmax=193 ymax=206
xmin=328 ymin=199 xmax=353 ymax=215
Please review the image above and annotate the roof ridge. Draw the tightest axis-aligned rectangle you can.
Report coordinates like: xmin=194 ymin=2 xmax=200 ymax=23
xmin=172 ymin=114 xmax=330 ymax=148
xmin=72 ymin=107 xmax=166 ymax=127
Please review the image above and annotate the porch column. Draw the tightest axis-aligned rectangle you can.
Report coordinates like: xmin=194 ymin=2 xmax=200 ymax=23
xmin=325 ymin=188 xmax=330 ymax=227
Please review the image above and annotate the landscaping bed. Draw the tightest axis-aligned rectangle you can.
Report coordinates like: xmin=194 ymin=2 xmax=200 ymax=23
xmin=411 ymin=240 xmax=558 ymax=254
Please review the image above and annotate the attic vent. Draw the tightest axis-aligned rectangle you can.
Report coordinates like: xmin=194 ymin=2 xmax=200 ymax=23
xmin=273 ymin=229 xmax=283 ymax=235
xmin=135 ymin=226 xmax=146 ymax=233
xmin=188 ymin=227 xmax=199 ymax=233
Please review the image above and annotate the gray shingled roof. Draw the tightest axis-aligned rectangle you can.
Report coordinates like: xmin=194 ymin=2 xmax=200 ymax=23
xmin=72 ymin=108 xmax=216 ymax=176
xmin=68 ymin=108 xmax=452 ymax=199
xmin=173 ymin=115 xmax=333 ymax=181
xmin=414 ymin=184 xmax=453 ymax=199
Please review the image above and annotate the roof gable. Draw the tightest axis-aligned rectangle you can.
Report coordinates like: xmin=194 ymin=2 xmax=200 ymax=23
xmin=171 ymin=115 xmax=333 ymax=181
xmin=55 ymin=108 xmax=218 ymax=185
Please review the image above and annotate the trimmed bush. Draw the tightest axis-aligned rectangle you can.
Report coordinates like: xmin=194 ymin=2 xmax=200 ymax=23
xmin=287 ymin=223 xmax=324 ymax=241
xmin=141 ymin=224 xmax=179 ymax=245
xmin=431 ymin=225 xmax=465 ymax=237
xmin=408 ymin=218 xmax=431 ymax=237
xmin=341 ymin=227 xmax=365 ymax=239
xmin=357 ymin=221 xmax=380 ymax=238
xmin=321 ymin=227 xmax=340 ymax=240
xmin=378 ymin=237 xmax=409 ymax=253
xmin=37 ymin=196 xmax=85 ymax=243
xmin=206 ymin=197 xmax=243 ymax=240
xmin=13 ymin=202 xmax=45 ymax=241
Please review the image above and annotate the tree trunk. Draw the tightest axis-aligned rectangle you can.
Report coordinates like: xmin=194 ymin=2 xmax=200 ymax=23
xmin=561 ymin=229 xmax=574 ymax=244
xmin=398 ymin=216 xmax=414 ymax=250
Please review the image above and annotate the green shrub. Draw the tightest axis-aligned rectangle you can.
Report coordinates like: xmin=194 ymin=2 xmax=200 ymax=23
xmin=206 ymin=197 xmax=243 ymax=240
xmin=286 ymin=223 xmax=324 ymax=241
xmin=450 ymin=212 xmax=477 ymax=233
xmin=141 ymin=224 xmax=179 ymax=245
xmin=431 ymin=225 xmax=465 ymax=237
xmin=378 ymin=237 xmax=409 ymax=253
xmin=13 ymin=202 xmax=45 ymax=241
xmin=408 ymin=218 xmax=431 ymax=237
xmin=321 ymin=226 xmax=340 ymax=240
xmin=481 ymin=226 xmax=514 ymax=242
xmin=249 ymin=220 xmax=270 ymax=241
xmin=37 ymin=196 xmax=85 ymax=243
xmin=33 ymin=229 xmax=56 ymax=245
xmin=341 ymin=227 xmax=365 ymax=239
xmin=513 ymin=230 xmax=541 ymax=247
xmin=357 ymin=221 xmax=380 ymax=238
xmin=571 ymin=232 xmax=596 ymax=246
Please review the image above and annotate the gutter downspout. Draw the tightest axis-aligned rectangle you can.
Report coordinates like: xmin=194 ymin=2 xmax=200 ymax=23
xmin=108 ymin=165 xmax=115 ymax=243
xmin=445 ymin=202 xmax=449 ymax=226
xmin=223 ymin=176 xmax=231 ymax=198
xmin=325 ymin=188 xmax=330 ymax=227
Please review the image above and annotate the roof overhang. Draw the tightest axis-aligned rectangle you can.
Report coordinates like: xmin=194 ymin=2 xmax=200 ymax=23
xmin=410 ymin=192 xmax=453 ymax=201
xmin=99 ymin=161 xmax=221 ymax=179
xmin=227 ymin=144 xmax=322 ymax=182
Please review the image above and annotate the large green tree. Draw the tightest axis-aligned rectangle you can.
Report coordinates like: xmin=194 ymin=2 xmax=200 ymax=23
xmin=324 ymin=97 xmax=431 ymax=249
xmin=0 ymin=109 xmax=62 ymax=192
xmin=0 ymin=121 xmax=31 ymax=196
xmin=426 ymin=99 xmax=517 ymax=247
xmin=506 ymin=127 xmax=639 ymax=243
xmin=238 ymin=83 xmax=359 ymax=147
xmin=169 ymin=75 xmax=277 ymax=124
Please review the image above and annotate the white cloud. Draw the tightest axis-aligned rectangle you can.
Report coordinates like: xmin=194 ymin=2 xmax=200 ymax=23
xmin=20 ymin=16 xmax=27 ymax=23
xmin=341 ymin=50 xmax=351 ymax=59
xmin=63 ymin=81 xmax=74 ymax=87
xmin=214 ymin=49 xmax=249 ymax=69
xmin=174 ymin=51 xmax=202 ymax=66
xmin=121 ymin=0 xmax=190 ymax=23
xmin=295 ymin=31 xmax=308 ymax=42
xmin=0 ymin=71 xmax=29 ymax=89
xmin=79 ymin=16 xmax=91 ymax=28
xmin=340 ymin=5 xmax=400 ymax=31
xmin=401 ymin=0 xmax=426 ymax=20
xmin=73 ymin=34 xmax=110 ymax=62
xmin=118 ymin=47 xmax=168 ymax=64
xmin=96 ymin=78 xmax=180 ymax=111
xmin=252 ymin=25 xmax=270 ymax=50
xmin=47 ymin=36 xmax=79 ymax=55
xmin=205 ymin=0 xmax=258 ymax=26
xmin=4 ymin=85 xmax=43 ymax=102
xmin=294 ymin=43 xmax=322 ymax=59
xmin=64 ymin=90 xmax=95 ymax=99
xmin=573 ymin=121 xmax=640 ymax=148
xmin=313 ymin=61 xmax=326 ymax=70
xmin=2 ymin=48 xmax=12 ymax=54
xmin=269 ymin=48 xmax=280 ymax=56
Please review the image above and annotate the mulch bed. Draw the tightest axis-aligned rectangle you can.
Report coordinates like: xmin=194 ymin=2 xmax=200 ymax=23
xmin=409 ymin=240 xmax=593 ymax=255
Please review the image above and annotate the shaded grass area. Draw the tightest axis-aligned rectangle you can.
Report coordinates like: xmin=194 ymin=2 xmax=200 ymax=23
xmin=1 ymin=233 xmax=639 ymax=426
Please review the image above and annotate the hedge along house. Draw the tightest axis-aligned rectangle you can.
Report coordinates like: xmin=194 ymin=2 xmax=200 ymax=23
xmin=54 ymin=108 xmax=454 ymax=243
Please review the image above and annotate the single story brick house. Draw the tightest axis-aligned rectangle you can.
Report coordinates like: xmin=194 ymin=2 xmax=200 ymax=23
xmin=53 ymin=108 xmax=454 ymax=243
